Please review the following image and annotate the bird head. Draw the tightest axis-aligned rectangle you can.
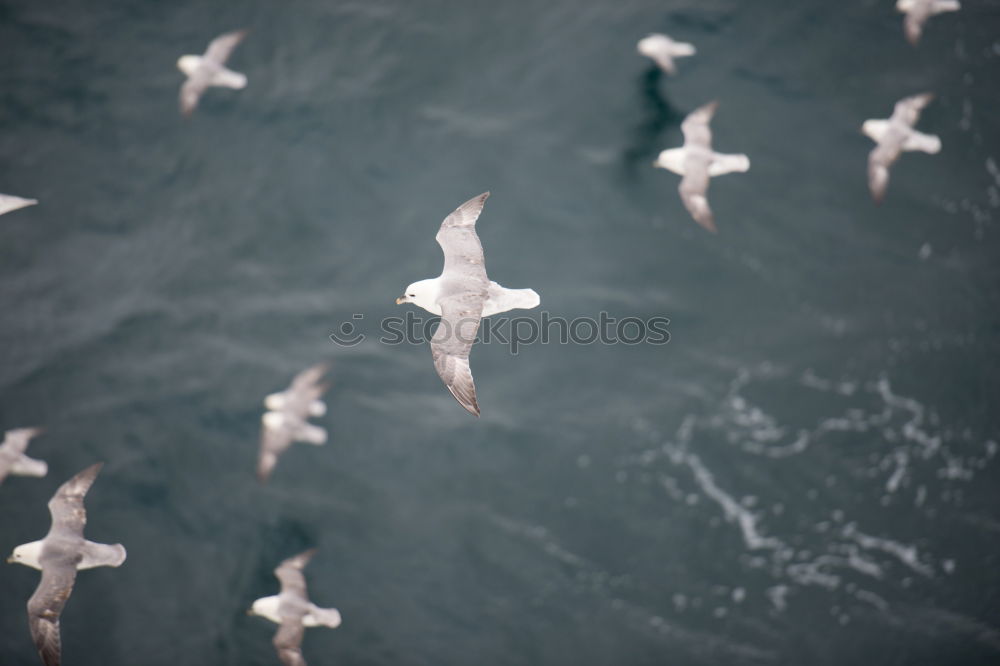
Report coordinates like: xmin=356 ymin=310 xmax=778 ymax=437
xmin=395 ymin=279 xmax=436 ymax=308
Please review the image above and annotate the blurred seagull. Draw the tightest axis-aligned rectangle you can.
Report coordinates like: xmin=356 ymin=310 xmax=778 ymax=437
xmin=177 ymin=29 xmax=249 ymax=117
xmin=863 ymin=92 xmax=940 ymax=204
xmin=637 ymin=33 xmax=696 ymax=75
xmin=0 ymin=428 xmax=47 ymax=486
xmin=0 ymin=194 xmax=38 ymax=217
xmin=249 ymin=549 xmax=342 ymax=666
xmin=654 ymin=101 xmax=750 ymax=233
xmin=7 ymin=463 xmax=126 ymax=666
xmin=258 ymin=363 xmax=330 ymax=483
xmin=395 ymin=192 xmax=540 ymax=417
xmin=897 ymin=0 xmax=961 ymax=45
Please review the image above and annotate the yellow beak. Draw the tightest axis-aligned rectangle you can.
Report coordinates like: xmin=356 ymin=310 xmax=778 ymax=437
xmin=6 ymin=556 xmax=15 ymax=564
xmin=395 ymin=296 xmax=406 ymax=305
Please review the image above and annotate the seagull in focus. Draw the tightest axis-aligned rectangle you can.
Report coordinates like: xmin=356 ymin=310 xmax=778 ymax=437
xmin=0 ymin=428 xmax=47 ymax=486
xmin=897 ymin=0 xmax=961 ymax=45
xmin=637 ymin=33 xmax=696 ymax=75
xmin=654 ymin=101 xmax=750 ymax=233
xmin=177 ymin=29 xmax=249 ymax=117
xmin=258 ymin=363 xmax=330 ymax=483
xmin=249 ymin=549 xmax=342 ymax=666
xmin=0 ymin=194 xmax=38 ymax=217
xmin=395 ymin=192 xmax=540 ymax=417
xmin=863 ymin=92 xmax=940 ymax=204
xmin=6 ymin=463 xmax=127 ymax=666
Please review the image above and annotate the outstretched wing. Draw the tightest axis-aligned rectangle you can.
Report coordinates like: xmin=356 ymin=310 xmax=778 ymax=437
xmin=681 ymin=101 xmax=718 ymax=149
xmin=28 ymin=559 xmax=80 ymax=666
xmin=289 ymin=363 xmax=329 ymax=395
xmin=679 ymin=166 xmax=716 ymax=233
xmin=275 ymin=548 xmax=316 ymax=598
xmin=431 ymin=193 xmax=490 ymax=416
xmin=48 ymin=463 xmax=102 ymax=536
xmin=891 ymin=92 xmax=933 ymax=128
xmin=273 ymin=620 xmax=307 ymax=666
xmin=205 ymin=29 xmax=248 ymax=65
xmin=179 ymin=75 xmax=208 ymax=117
xmin=430 ymin=296 xmax=483 ymax=417
xmin=2 ymin=427 xmax=42 ymax=455
xmin=257 ymin=421 xmax=293 ymax=483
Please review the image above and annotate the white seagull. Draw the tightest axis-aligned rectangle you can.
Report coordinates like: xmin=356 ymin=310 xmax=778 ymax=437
xmin=863 ymin=92 xmax=940 ymax=204
xmin=654 ymin=101 xmax=750 ymax=233
xmin=7 ymin=463 xmax=127 ymax=666
xmin=0 ymin=194 xmax=38 ymax=217
xmin=0 ymin=428 xmax=47 ymax=486
xmin=177 ymin=29 xmax=249 ymax=117
xmin=249 ymin=549 xmax=342 ymax=666
xmin=395 ymin=192 xmax=540 ymax=417
xmin=897 ymin=0 xmax=961 ymax=46
xmin=258 ymin=363 xmax=330 ymax=483
xmin=637 ymin=33 xmax=696 ymax=75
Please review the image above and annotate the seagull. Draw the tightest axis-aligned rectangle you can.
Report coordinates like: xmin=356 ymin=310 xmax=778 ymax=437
xmin=177 ymin=29 xmax=249 ymax=117
xmin=6 ymin=463 xmax=126 ymax=666
xmin=0 ymin=194 xmax=38 ymax=217
xmin=653 ymin=101 xmax=750 ymax=233
xmin=249 ymin=549 xmax=342 ymax=666
xmin=862 ymin=92 xmax=940 ymax=204
xmin=0 ymin=428 xmax=47 ymax=486
xmin=258 ymin=363 xmax=330 ymax=483
xmin=897 ymin=0 xmax=961 ymax=46
xmin=637 ymin=33 xmax=696 ymax=75
xmin=395 ymin=192 xmax=540 ymax=417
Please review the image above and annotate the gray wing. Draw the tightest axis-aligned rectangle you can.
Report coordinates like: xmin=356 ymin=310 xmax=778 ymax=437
xmin=868 ymin=144 xmax=897 ymax=204
xmin=0 ymin=194 xmax=38 ymax=216
xmin=273 ymin=621 xmax=307 ymax=666
xmin=289 ymin=363 xmax=329 ymax=394
xmin=679 ymin=162 xmax=716 ymax=233
xmin=28 ymin=555 xmax=80 ymax=666
xmin=431 ymin=296 xmax=483 ymax=417
xmin=431 ymin=193 xmax=490 ymax=416
xmin=436 ymin=192 xmax=490 ymax=286
xmin=681 ymin=101 xmax=718 ymax=149
xmin=3 ymin=427 xmax=41 ymax=455
xmin=48 ymin=463 xmax=102 ymax=536
xmin=204 ymin=29 xmax=248 ymax=65
xmin=257 ymin=422 xmax=293 ymax=483
xmin=180 ymin=74 xmax=208 ymax=117
xmin=275 ymin=548 xmax=316 ymax=598
xmin=891 ymin=92 xmax=933 ymax=128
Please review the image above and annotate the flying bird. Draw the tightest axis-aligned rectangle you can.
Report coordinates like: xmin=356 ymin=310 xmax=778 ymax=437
xmin=249 ymin=549 xmax=342 ymax=666
xmin=897 ymin=0 xmax=961 ymax=45
xmin=177 ymin=29 xmax=249 ymax=117
xmin=0 ymin=428 xmax=47 ymax=486
xmin=653 ymin=101 xmax=750 ymax=233
xmin=7 ymin=463 xmax=126 ymax=666
xmin=395 ymin=192 xmax=540 ymax=417
xmin=258 ymin=363 xmax=330 ymax=483
xmin=862 ymin=92 xmax=940 ymax=204
xmin=0 ymin=194 xmax=38 ymax=217
xmin=636 ymin=33 xmax=696 ymax=75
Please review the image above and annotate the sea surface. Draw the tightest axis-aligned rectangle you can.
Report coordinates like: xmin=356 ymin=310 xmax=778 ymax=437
xmin=1 ymin=1 xmax=999 ymax=664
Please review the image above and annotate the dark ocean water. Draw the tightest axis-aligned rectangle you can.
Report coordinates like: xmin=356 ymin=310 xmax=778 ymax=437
xmin=1 ymin=0 xmax=999 ymax=664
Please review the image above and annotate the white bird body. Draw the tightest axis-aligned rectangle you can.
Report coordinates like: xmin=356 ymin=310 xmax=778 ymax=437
xmin=863 ymin=92 xmax=940 ymax=203
xmin=395 ymin=193 xmax=541 ymax=416
xmin=637 ymin=33 xmax=696 ymax=75
xmin=177 ymin=29 xmax=249 ymax=116
xmin=654 ymin=101 xmax=750 ymax=233
xmin=0 ymin=428 xmax=47 ymax=484
xmin=400 ymin=278 xmax=540 ymax=318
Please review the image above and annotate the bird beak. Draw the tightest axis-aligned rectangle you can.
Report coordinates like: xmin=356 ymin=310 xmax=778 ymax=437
xmin=395 ymin=296 xmax=406 ymax=305
xmin=6 ymin=556 xmax=14 ymax=564
xmin=246 ymin=608 xmax=255 ymax=616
